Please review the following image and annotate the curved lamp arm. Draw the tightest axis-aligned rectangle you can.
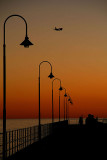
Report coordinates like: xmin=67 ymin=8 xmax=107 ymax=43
xmin=39 ymin=61 xmax=53 ymax=73
xmin=67 ymin=93 xmax=73 ymax=104
xmin=4 ymin=14 xmax=28 ymax=44
xmin=52 ymin=78 xmax=62 ymax=87
xmin=66 ymin=93 xmax=71 ymax=101
xmin=63 ymin=87 xmax=67 ymax=96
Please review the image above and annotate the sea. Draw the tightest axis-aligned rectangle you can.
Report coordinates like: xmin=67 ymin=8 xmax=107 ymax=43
xmin=0 ymin=118 xmax=106 ymax=132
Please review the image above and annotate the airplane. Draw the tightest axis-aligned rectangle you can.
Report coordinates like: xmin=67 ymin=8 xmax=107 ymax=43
xmin=54 ymin=27 xmax=63 ymax=31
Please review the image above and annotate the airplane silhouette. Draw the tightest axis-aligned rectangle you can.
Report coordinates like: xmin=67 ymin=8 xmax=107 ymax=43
xmin=54 ymin=27 xmax=63 ymax=31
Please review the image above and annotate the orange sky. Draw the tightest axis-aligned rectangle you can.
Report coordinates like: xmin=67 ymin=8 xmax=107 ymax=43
xmin=0 ymin=0 xmax=107 ymax=118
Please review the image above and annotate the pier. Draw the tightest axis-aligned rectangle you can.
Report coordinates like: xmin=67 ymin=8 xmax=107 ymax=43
xmin=0 ymin=120 xmax=107 ymax=160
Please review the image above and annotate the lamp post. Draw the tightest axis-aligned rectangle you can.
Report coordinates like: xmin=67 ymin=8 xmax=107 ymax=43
xmin=66 ymin=94 xmax=71 ymax=120
xmin=66 ymin=95 xmax=73 ymax=120
xmin=69 ymin=99 xmax=73 ymax=120
xmin=52 ymin=78 xmax=63 ymax=123
xmin=63 ymin=88 xmax=67 ymax=121
xmin=39 ymin=61 xmax=54 ymax=140
xmin=66 ymin=97 xmax=68 ymax=120
xmin=3 ymin=14 xmax=33 ymax=160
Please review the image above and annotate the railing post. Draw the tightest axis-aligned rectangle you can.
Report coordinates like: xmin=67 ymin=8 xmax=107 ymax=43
xmin=9 ymin=132 xmax=10 ymax=157
xmin=34 ymin=126 xmax=36 ymax=142
xmin=25 ymin=128 xmax=26 ymax=147
xmin=17 ymin=130 xmax=18 ymax=152
xmin=33 ymin=127 xmax=35 ymax=143
xmin=15 ymin=130 xmax=16 ymax=153
xmin=38 ymin=125 xmax=41 ymax=141
xmin=28 ymin=128 xmax=29 ymax=146
xmin=12 ymin=131 xmax=13 ymax=155
xmin=21 ymin=129 xmax=22 ymax=149
xmin=20 ymin=130 xmax=21 ymax=150
xmin=19 ymin=129 xmax=21 ymax=150
xmin=6 ymin=132 xmax=7 ymax=158
xmin=23 ymin=129 xmax=24 ymax=149
xmin=30 ymin=127 xmax=31 ymax=145
xmin=43 ymin=126 xmax=45 ymax=137
xmin=46 ymin=125 xmax=48 ymax=136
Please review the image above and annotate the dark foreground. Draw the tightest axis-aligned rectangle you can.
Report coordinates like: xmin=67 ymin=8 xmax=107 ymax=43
xmin=7 ymin=123 xmax=107 ymax=160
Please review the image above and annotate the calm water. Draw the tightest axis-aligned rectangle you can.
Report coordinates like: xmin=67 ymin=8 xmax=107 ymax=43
xmin=0 ymin=119 xmax=63 ymax=132
xmin=0 ymin=118 xmax=106 ymax=132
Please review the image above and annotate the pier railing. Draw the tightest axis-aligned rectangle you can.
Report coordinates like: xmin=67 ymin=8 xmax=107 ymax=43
xmin=0 ymin=121 xmax=68 ymax=160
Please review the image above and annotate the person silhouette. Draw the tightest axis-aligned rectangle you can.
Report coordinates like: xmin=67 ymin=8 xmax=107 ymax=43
xmin=79 ymin=116 xmax=83 ymax=126
xmin=85 ymin=114 xmax=97 ymax=128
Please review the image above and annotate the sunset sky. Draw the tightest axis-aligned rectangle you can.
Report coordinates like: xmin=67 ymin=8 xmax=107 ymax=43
xmin=0 ymin=0 xmax=107 ymax=119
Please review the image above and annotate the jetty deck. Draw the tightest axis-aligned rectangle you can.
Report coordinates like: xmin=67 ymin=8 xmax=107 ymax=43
xmin=6 ymin=122 xmax=107 ymax=160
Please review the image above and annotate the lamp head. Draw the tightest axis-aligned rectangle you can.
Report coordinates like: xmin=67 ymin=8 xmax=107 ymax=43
xmin=20 ymin=36 xmax=33 ymax=48
xmin=70 ymin=101 xmax=73 ymax=104
xmin=64 ymin=93 xmax=67 ymax=97
xmin=48 ymin=72 xmax=54 ymax=79
xmin=59 ymin=86 xmax=63 ymax=91
xmin=68 ymin=98 xmax=70 ymax=101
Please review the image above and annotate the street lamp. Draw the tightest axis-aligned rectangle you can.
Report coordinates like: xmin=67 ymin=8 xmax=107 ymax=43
xmin=52 ymin=78 xmax=63 ymax=123
xmin=70 ymin=101 xmax=73 ymax=104
xmin=65 ymin=94 xmax=68 ymax=120
xmin=3 ymin=14 xmax=33 ymax=160
xmin=66 ymin=95 xmax=73 ymax=120
xmin=68 ymin=98 xmax=73 ymax=121
xmin=63 ymin=88 xmax=67 ymax=121
xmin=66 ymin=94 xmax=70 ymax=120
xmin=39 ymin=61 xmax=54 ymax=140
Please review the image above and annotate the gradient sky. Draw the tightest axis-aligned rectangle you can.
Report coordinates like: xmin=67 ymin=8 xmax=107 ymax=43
xmin=0 ymin=0 xmax=107 ymax=119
